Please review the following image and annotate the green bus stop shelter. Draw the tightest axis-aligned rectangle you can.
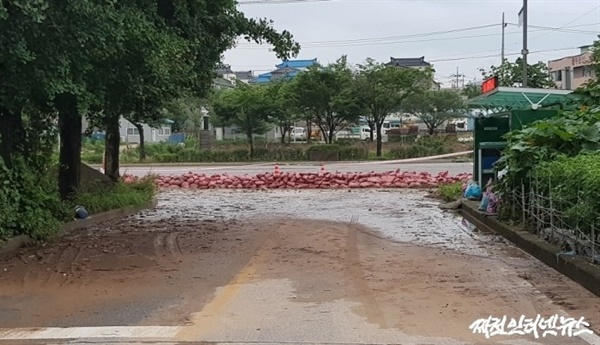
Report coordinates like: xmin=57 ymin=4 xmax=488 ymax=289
xmin=466 ymin=80 xmax=575 ymax=185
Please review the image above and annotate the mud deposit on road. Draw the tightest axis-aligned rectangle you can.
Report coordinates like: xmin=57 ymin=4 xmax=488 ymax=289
xmin=1 ymin=189 xmax=599 ymax=344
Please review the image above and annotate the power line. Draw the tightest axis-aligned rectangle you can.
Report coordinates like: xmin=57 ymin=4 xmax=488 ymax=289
xmin=234 ymin=23 xmax=598 ymax=49
xmin=428 ymin=46 xmax=580 ymax=63
xmin=227 ymin=45 xmax=583 ymax=70
xmin=509 ymin=23 xmax=599 ymax=34
xmin=529 ymin=5 xmax=600 ymax=41
xmin=236 ymin=24 xmax=501 ymax=46
xmin=449 ymin=67 xmax=466 ymax=88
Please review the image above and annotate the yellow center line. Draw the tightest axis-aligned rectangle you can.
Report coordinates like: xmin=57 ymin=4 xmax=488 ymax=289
xmin=174 ymin=246 xmax=266 ymax=341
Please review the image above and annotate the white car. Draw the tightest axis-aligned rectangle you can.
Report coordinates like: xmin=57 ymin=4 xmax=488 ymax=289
xmin=291 ymin=127 xmax=307 ymax=140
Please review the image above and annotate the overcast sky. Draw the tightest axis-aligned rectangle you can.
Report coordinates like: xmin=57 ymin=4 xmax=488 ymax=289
xmin=223 ymin=0 xmax=600 ymax=87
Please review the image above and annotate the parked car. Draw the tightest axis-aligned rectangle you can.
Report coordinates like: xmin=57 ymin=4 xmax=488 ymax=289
xmin=291 ymin=127 xmax=307 ymax=140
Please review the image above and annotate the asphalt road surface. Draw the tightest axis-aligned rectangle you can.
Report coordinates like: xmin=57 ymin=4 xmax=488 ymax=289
xmin=117 ymin=161 xmax=474 ymax=177
xmin=1 ymin=188 xmax=599 ymax=345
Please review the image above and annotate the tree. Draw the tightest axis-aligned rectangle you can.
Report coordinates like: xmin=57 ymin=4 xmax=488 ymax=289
xmin=162 ymin=96 xmax=209 ymax=134
xmin=267 ymin=81 xmax=300 ymax=143
xmin=355 ymin=58 xmax=433 ymax=156
xmin=78 ymin=1 xmax=300 ymax=182
xmin=291 ymin=56 xmax=362 ymax=144
xmin=405 ymin=90 xmax=466 ymax=135
xmin=210 ymin=85 xmax=277 ymax=157
xmin=480 ymin=58 xmax=555 ymax=89
xmin=0 ymin=0 xmax=132 ymax=199
xmin=463 ymin=82 xmax=482 ymax=99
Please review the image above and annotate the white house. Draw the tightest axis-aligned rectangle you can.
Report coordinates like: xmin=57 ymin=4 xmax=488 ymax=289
xmin=81 ymin=116 xmax=174 ymax=144
xmin=119 ymin=118 xmax=174 ymax=144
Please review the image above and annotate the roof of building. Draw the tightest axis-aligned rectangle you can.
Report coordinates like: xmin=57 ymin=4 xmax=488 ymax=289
xmin=386 ymin=56 xmax=431 ymax=67
xmin=215 ymin=64 xmax=233 ymax=75
xmin=250 ymin=73 xmax=272 ymax=84
xmin=276 ymin=59 xmax=318 ymax=69
xmin=213 ymin=77 xmax=235 ymax=88
xmin=547 ymin=50 xmax=592 ymax=63
xmin=234 ymin=71 xmax=254 ymax=80
xmin=250 ymin=66 xmax=304 ymax=83
xmin=467 ymin=86 xmax=575 ymax=109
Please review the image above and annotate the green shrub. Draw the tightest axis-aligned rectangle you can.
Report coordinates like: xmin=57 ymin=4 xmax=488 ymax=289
xmin=73 ymin=178 xmax=156 ymax=215
xmin=339 ymin=147 xmax=368 ymax=160
xmin=82 ymin=152 xmax=103 ymax=164
xmin=307 ymin=144 xmax=341 ymax=152
xmin=386 ymin=136 xmax=449 ymax=160
xmin=0 ymin=158 xmax=68 ymax=240
xmin=438 ymin=182 xmax=463 ymax=202
xmin=495 ymin=108 xmax=600 ymax=224
xmin=532 ymin=153 xmax=600 ymax=236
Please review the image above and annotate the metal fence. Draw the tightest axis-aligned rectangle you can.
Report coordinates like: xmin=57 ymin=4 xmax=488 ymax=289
xmin=501 ymin=174 xmax=599 ymax=265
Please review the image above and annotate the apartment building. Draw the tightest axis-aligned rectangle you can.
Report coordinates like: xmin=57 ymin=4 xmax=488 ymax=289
xmin=548 ymin=45 xmax=595 ymax=90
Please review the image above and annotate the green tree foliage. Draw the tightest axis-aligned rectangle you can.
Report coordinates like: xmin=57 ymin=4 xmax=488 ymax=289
xmin=210 ymin=85 xmax=277 ymax=157
xmin=0 ymin=0 xmax=300 ymax=238
xmin=162 ymin=96 xmax=210 ymax=134
xmin=404 ymin=90 xmax=466 ymax=135
xmin=463 ymin=82 xmax=482 ymax=99
xmin=354 ymin=58 xmax=433 ymax=156
xmin=494 ymin=108 xmax=600 ymax=235
xmin=267 ymin=81 xmax=300 ymax=143
xmin=573 ymin=40 xmax=600 ymax=106
xmin=480 ymin=58 xmax=555 ymax=89
xmin=290 ymin=56 xmax=362 ymax=144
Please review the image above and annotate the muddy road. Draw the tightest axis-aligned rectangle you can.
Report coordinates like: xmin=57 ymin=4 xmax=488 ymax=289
xmin=1 ymin=189 xmax=599 ymax=344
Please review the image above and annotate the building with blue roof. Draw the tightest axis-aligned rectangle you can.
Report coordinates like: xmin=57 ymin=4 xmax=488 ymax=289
xmin=250 ymin=58 xmax=318 ymax=84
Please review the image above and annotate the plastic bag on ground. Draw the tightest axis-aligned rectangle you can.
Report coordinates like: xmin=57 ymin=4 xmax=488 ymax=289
xmin=463 ymin=181 xmax=482 ymax=200
xmin=478 ymin=193 xmax=490 ymax=211
xmin=487 ymin=192 xmax=499 ymax=214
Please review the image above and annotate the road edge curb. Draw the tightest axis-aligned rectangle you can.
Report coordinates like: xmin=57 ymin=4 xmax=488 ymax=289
xmin=460 ymin=200 xmax=600 ymax=298
xmin=0 ymin=198 xmax=158 ymax=255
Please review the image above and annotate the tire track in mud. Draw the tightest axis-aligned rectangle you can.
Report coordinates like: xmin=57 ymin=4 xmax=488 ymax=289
xmin=154 ymin=232 xmax=183 ymax=258
xmin=345 ymin=223 xmax=389 ymax=329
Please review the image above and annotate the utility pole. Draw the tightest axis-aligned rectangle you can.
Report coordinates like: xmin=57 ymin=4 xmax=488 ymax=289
xmin=450 ymin=67 xmax=466 ymax=89
xmin=521 ymin=0 xmax=528 ymax=87
xmin=501 ymin=12 xmax=506 ymax=63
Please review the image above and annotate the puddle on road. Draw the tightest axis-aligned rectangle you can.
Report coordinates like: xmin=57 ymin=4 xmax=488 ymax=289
xmin=132 ymin=190 xmax=510 ymax=258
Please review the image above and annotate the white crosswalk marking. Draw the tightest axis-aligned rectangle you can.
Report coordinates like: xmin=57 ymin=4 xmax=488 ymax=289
xmin=0 ymin=326 xmax=182 ymax=340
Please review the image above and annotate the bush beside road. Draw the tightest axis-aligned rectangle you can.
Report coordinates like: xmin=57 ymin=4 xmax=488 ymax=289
xmin=81 ymin=134 xmax=472 ymax=164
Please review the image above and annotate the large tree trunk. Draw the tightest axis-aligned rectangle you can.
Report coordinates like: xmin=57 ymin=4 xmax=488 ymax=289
xmin=134 ymin=123 xmax=146 ymax=161
xmin=56 ymin=96 xmax=82 ymax=201
xmin=306 ymin=116 xmax=312 ymax=144
xmin=368 ymin=120 xmax=375 ymax=142
xmin=280 ymin=125 xmax=287 ymax=144
xmin=428 ymin=126 xmax=435 ymax=136
xmin=376 ymin=123 xmax=383 ymax=157
xmin=328 ymin=127 xmax=335 ymax=144
xmin=104 ymin=116 xmax=121 ymax=182
xmin=0 ymin=107 xmax=24 ymax=168
xmin=247 ymin=131 xmax=254 ymax=159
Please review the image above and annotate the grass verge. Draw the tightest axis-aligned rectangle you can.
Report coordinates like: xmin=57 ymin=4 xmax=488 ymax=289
xmin=71 ymin=177 xmax=156 ymax=214
xmin=437 ymin=182 xmax=463 ymax=202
